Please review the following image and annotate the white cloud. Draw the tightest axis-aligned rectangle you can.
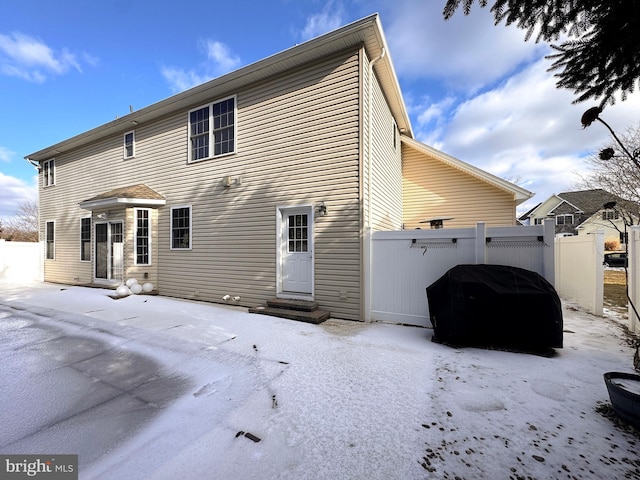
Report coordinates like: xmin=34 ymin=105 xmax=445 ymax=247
xmin=383 ymin=1 xmax=545 ymax=91
xmin=162 ymin=40 xmax=242 ymax=93
xmin=0 ymin=146 xmax=15 ymax=162
xmin=411 ymin=55 xmax=640 ymax=213
xmin=160 ymin=66 xmax=209 ymax=93
xmin=205 ymin=40 xmax=241 ymax=72
xmin=0 ymin=32 xmax=89 ymax=83
xmin=0 ymin=172 xmax=37 ymax=221
xmin=299 ymin=1 xmax=346 ymax=41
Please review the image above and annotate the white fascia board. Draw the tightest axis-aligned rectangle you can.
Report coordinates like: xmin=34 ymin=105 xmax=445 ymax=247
xmin=79 ymin=197 xmax=166 ymax=210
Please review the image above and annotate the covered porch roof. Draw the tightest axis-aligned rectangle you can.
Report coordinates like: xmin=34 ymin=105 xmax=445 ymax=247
xmin=79 ymin=184 xmax=166 ymax=210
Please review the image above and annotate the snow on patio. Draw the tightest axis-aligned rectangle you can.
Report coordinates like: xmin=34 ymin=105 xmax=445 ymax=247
xmin=1 ymin=280 xmax=640 ymax=479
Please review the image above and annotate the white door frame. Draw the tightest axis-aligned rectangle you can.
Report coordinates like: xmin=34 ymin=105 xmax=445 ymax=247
xmin=276 ymin=204 xmax=314 ymax=299
xmin=94 ymin=221 xmax=124 ymax=285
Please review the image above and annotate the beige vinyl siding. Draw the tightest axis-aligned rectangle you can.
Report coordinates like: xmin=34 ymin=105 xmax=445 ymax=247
xmin=125 ymin=207 xmax=159 ymax=287
xmin=37 ymin=48 xmax=363 ymax=320
xmin=158 ymin=50 xmax=362 ymax=320
xmin=368 ymin=55 xmax=402 ymax=231
xmin=402 ymin=144 xmax=516 ymax=229
xmin=39 ymin=155 xmax=96 ymax=285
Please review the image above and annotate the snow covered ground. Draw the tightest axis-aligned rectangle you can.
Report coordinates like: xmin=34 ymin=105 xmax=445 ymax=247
xmin=1 ymin=280 xmax=640 ymax=479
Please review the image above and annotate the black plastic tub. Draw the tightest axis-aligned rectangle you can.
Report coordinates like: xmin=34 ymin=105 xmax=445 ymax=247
xmin=604 ymin=372 xmax=640 ymax=428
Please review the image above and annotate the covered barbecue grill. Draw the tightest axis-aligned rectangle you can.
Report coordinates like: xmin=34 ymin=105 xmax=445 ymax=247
xmin=426 ymin=264 xmax=563 ymax=349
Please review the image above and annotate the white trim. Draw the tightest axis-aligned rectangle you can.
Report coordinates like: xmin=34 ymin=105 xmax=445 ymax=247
xmin=134 ymin=207 xmax=151 ymax=265
xmin=555 ymin=213 xmax=574 ymax=226
xmin=80 ymin=216 xmax=91 ymax=262
xmin=170 ymin=204 xmax=192 ymax=250
xmin=93 ymin=221 xmax=124 ymax=283
xmin=45 ymin=220 xmax=55 ymax=260
xmin=276 ymin=204 xmax=314 ymax=299
xmin=123 ymin=130 xmax=136 ymax=159
xmin=187 ymin=94 xmax=237 ymax=163
xmin=42 ymin=158 xmax=55 ymax=187
xmin=79 ymin=197 xmax=166 ymax=209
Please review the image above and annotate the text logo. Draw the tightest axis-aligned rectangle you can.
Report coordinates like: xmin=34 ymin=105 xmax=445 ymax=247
xmin=0 ymin=455 xmax=77 ymax=480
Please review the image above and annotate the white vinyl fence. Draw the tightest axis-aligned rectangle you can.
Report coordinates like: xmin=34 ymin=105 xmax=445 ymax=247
xmin=0 ymin=239 xmax=42 ymax=281
xmin=628 ymin=226 xmax=640 ymax=333
xmin=554 ymin=231 xmax=604 ymax=317
xmin=369 ymin=220 xmax=556 ymax=326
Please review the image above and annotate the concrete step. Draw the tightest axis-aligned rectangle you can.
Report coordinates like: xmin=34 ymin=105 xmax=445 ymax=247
xmin=249 ymin=305 xmax=330 ymax=324
xmin=265 ymin=298 xmax=319 ymax=312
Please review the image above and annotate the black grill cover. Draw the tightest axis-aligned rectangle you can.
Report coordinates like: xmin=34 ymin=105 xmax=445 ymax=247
xmin=426 ymin=264 xmax=563 ymax=349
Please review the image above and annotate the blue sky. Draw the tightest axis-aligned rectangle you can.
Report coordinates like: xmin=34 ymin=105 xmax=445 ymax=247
xmin=2 ymin=0 xmax=639 ymax=221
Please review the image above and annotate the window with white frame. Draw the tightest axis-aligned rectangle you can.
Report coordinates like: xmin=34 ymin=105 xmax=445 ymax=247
xmin=46 ymin=221 xmax=55 ymax=259
xmin=43 ymin=159 xmax=55 ymax=187
xmin=602 ymin=209 xmax=619 ymax=220
xmin=171 ymin=206 xmax=191 ymax=249
xmin=188 ymin=95 xmax=236 ymax=162
xmin=124 ymin=131 xmax=135 ymax=159
xmin=534 ymin=218 xmax=544 ymax=225
xmin=555 ymin=214 xmax=574 ymax=225
xmin=80 ymin=218 xmax=91 ymax=261
xmin=135 ymin=208 xmax=150 ymax=264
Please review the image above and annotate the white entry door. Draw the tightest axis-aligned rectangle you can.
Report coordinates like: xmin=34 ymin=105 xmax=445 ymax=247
xmin=279 ymin=206 xmax=313 ymax=295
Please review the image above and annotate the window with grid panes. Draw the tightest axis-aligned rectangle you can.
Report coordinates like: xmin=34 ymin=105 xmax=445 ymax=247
xmin=135 ymin=209 xmax=150 ymax=264
xmin=171 ymin=206 xmax=191 ymax=249
xmin=80 ymin=218 xmax=91 ymax=261
xmin=288 ymin=214 xmax=308 ymax=252
xmin=189 ymin=96 xmax=235 ymax=162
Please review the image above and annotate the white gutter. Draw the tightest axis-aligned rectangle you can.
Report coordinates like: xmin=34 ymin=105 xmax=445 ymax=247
xmin=363 ymin=48 xmax=385 ymax=323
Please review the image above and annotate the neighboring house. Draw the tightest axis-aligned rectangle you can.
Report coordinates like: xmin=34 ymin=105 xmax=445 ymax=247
xmin=25 ymin=15 xmax=531 ymax=321
xmin=517 ymin=203 xmax=542 ymax=226
xmin=526 ymin=189 xmax=639 ymax=245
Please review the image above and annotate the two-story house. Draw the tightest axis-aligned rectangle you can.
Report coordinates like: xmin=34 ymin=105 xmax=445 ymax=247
xmin=525 ymin=189 xmax=639 ymax=246
xmin=25 ymin=14 xmax=532 ymax=321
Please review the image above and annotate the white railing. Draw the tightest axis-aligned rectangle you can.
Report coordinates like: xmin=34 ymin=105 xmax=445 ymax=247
xmin=369 ymin=220 xmax=556 ymax=326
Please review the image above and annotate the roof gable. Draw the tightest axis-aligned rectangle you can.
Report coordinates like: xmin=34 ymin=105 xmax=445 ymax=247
xmin=556 ymin=189 xmax=615 ymax=213
xmin=79 ymin=184 xmax=166 ymax=209
xmin=401 ymin=136 xmax=533 ymax=205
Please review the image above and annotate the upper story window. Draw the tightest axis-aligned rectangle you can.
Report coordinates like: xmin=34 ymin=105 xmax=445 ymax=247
xmin=556 ymin=214 xmax=574 ymax=225
xmin=43 ymin=159 xmax=55 ymax=187
xmin=124 ymin=130 xmax=135 ymax=159
xmin=171 ymin=205 xmax=191 ymax=250
xmin=602 ymin=209 xmax=619 ymax=220
xmin=534 ymin=218 xmax=544 ymax=225
xmin=188 ymin=95 xmax=236 ymax=162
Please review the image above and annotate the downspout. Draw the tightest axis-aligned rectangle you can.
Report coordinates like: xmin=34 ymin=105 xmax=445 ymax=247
xmin=367 ymin=48 xmax=385 ymax=229
xmin=363 ymin=48 xmax=385 ymax=323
